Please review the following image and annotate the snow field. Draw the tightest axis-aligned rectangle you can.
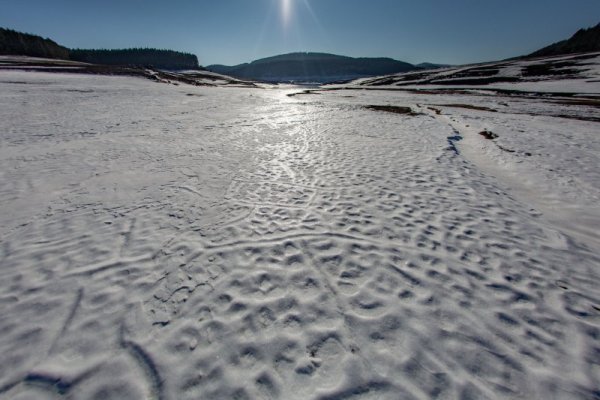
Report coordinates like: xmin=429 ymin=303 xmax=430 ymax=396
xmin=0 ymin=71 xmax=599 ymax=399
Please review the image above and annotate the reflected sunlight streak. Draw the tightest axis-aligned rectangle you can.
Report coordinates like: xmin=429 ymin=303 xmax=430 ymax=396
xmin=281 ymin=0 xmax=292 ymax=28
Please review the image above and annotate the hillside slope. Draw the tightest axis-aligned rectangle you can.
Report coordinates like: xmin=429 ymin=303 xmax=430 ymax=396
xmin=339 ymin=51 xmax=600 ymax=95
xmin=530 ymin=23 xmax=600 ymax=58
xmin=208 ymin=52 xmax=416 ymax=83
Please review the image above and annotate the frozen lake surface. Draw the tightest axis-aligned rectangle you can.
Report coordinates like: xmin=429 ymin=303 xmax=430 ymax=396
xmin=0 ymin=70 xmax=599 ymax=399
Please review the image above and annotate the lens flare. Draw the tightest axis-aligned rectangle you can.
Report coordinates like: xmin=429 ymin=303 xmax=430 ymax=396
xmin=281 ymin=0 xmax=292 ymax=28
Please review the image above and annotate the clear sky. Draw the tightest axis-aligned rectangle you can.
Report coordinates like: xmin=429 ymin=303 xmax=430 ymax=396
xmin=1 ymin=0 xmax=599 ymax=66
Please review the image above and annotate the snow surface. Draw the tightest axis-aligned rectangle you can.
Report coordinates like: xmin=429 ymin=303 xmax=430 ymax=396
xmin=0 ymin=70 xmax=599 ymax=399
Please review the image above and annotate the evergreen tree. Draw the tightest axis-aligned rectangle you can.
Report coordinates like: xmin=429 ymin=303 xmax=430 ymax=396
xmin=0 ymin=27 xmax=70 ymax=59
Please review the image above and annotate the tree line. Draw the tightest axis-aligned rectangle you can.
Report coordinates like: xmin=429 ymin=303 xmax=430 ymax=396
xmin=70 ymin=48 xmax=199 ymax=70
xmin=0 ymin=27 xmax=69 ymax=59
xmin=0 ymin=27 xmax=200 ymax=70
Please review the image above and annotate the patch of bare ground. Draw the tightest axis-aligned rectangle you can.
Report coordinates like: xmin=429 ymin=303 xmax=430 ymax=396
xmin=404 ymin=89 xmax=484 ymax=96
xmin=0 ymin=58 xmax=257 ymax=87
xmin=430 ymin=96 xmax=600 ymax=122
xmin=479 ymin=130 xmax=499 ymax=140
xmin=287 ymin=90 xmax=321 ymax=97
xmin=365 ymin=105 xmax=421 ymax=115
xmin=547 ymin=98 xmax=600 ymax=108
xmin=522 ymin=61 xmax=580 ymax=78
xmin=434 ymin=103 xmax=498 ymax=112
xmin=549 ymin=114 xmax=600 ymax=123
xmin=478 ymin=130 xmax=533 ymax=156
xmin=430 ymin=77 xmax=521 ymax=85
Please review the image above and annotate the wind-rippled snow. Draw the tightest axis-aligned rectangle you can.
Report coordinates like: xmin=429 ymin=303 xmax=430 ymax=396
xmin=0 ymin=71 xmax=599 ymax=399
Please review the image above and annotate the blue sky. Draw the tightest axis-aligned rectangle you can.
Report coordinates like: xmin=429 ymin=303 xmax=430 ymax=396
xmin=1 ymin=0 xmax=599 ymax=66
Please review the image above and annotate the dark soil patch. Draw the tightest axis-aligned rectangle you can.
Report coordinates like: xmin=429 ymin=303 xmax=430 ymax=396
xmin=405 ymin=89 xmax=446 ymax=95
xmin=404 ymin=89 xmax=473 ymax=96
xmin=0 ymin=80 xmax=38 ymax=84
xmin=567 ymin=53 xmax=600 ymax=61
xmin=549 ymin=98 xmax=600 ymax=108
xmin=0 ymin=59 xmax=258 ymax=88
xmin=552 ymin=114 xmax=600 ymax=123
xmin=479 ymin=130 xmax=499 ymax=140
xmin=522 ymin=62 xmax=580 ymax=77
xmin=287 ymin=90 xmax=321 ymax=97
xmin=365 ymin=105 xmax=420 ymax=116
xmin=435 ymin=104 xmax=497 ymax=112
xmin=477 ymin=130 xmax=531 ymax=155
xmin=373 ymin=72 xmax=431 ymax=85
xmin=450 ymin=67 xmax=500 ymax=78
xmin=429 ymin=77 xmax=521 ymax=85
xmin=497 ymin=145 xmax=516 ymax=153
xmin=367 ymin=77 xmax=399 ymax=86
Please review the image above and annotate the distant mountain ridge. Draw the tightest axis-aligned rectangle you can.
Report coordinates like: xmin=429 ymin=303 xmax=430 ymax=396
xmin=207 ymin=52 xmax=416 ymax=83
xmin=529 ymin=23 xmax=600 ymax=57
xmin=416 ymin=62 xmax=452 ymax=70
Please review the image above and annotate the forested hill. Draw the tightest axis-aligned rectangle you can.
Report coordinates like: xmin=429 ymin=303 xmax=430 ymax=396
xmin=1 ymin=27 xmax=200 ymax=70
xmin=207 ymin=52 xmax=416 ymax=83
xmin=529 ymin=23 xmax=600 ymax=57
xmin=69 ymin=48 xmax=200 ymax=70
xmin=0 ymin=27 xmax=69 ymax=59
